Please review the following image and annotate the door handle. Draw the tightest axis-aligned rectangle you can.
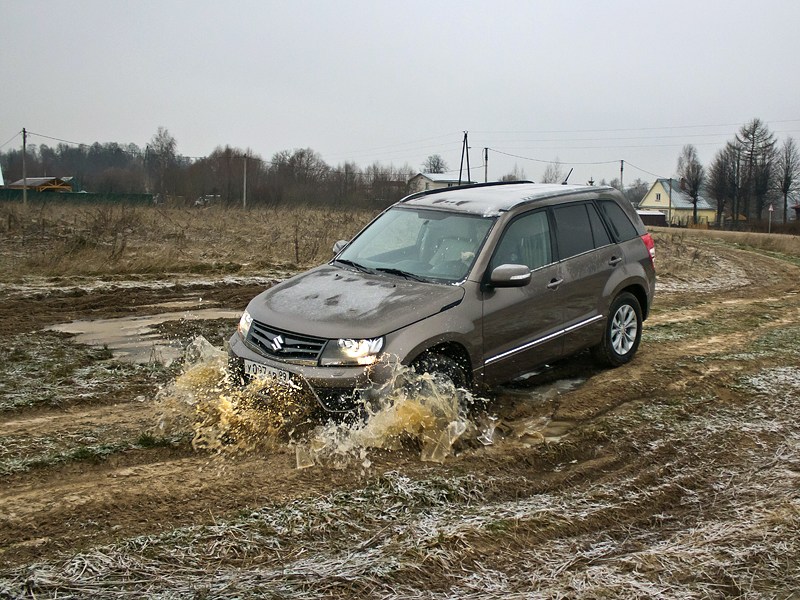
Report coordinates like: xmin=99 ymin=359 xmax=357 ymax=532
xmin=609 ymin=256 xmax=623 ymax=266
xmin=547 ymin=278 xmax=563 ymax=290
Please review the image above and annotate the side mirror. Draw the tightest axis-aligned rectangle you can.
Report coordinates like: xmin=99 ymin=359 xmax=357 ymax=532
xmin=488 ymin=264 xmax=531 ymax=287
xmin=332 ymin=239 xmax=349 ymax=255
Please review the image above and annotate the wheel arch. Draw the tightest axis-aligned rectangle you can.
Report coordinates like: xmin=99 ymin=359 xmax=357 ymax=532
xmin=617 ymin=282 xmax=650 ymax=320
xmin=410 ymin=341 xmax=474 ymax=386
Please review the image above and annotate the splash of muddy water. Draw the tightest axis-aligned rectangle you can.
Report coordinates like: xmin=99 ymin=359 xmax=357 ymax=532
xmin=154 ymin=337 xmax=315 ymax=454
xmin=155 ymin=337 xmax=584 ymax=468
xmin=296 ymin=363 xmax=472 ymax=467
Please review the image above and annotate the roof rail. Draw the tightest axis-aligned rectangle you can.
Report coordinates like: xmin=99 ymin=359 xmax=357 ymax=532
xmin=400 ymin=180 xmax=534 ymax=203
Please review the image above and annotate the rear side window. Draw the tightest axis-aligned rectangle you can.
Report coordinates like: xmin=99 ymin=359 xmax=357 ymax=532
xmin=587 ymin=203 xmax=612 ymax=247
xmin=552 ymin=203 xmax=602 ymax=259
xmin=598 ymin=200 xmax=639 ymax=242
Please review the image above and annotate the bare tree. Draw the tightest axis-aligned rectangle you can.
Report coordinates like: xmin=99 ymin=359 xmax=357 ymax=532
xmin=708 ymin=144 xmax=739 ymax=226
xmin=776 ymin=137 xmax=800 ymax=224
xmin=734 ymin=118 xmax=776 ymax=220
xmin=676 ymin=144 xmax=705 ymax=225
xmin=422 ymin=155 xmax=448 ymax=174
xmin=623 ymin=178 xmax=650 ymax=207
xmin=540 ymin=158 xmax=564 ymax=184
xmin=499 ymin=164 xmax=526 ymax=182
xmin=147 ymin=126 xmax=177 ymax=197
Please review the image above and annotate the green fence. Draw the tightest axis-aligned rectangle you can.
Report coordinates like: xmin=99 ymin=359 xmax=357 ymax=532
xmin=0 ymin=189 xmax=155 ymax=205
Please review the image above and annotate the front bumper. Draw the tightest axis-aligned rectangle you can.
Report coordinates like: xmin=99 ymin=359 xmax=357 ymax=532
xmin=227 ymin=333 xmax=390 ymax=412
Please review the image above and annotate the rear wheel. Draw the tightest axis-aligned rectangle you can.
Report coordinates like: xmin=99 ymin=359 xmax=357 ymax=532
xmin=592 ymin=292 xmax=642 ymax=367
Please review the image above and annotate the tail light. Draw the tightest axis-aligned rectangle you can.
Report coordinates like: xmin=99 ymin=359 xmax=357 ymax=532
xmin=641 ymin=233 xmax=655 ymax=266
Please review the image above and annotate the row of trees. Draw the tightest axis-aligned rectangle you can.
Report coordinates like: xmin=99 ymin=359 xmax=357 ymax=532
xmin=0 ymin=128 xmax=420 ymax=208
xmin=677 ymin=119 xmax=800 ymax=225
xmin=4 ymin=119 xmax=797 ymax=222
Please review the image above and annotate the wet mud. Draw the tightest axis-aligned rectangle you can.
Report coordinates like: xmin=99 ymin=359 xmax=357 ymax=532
xmin=1 ymin=240 xmax=800 ymax=597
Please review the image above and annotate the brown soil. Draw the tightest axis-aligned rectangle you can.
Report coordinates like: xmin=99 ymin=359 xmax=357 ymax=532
xmin=1 ymin=240 xmax=799 ymax=596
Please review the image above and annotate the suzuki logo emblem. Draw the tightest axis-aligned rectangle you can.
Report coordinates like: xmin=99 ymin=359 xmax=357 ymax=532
xmin=270 ymin=335 xmax=284 ymax=352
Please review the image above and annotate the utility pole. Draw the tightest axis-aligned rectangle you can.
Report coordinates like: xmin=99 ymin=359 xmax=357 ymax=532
xmin=484 ymin=147 xmax=488 ymax=183
xmin=458 ymin=131 xmax=469 ymax=185
xmin=466 ymin=135 xmax=471 ymax=183
xmin=619 ymin=159 xmax=624 ymax=193
xmin=242 ymin=154 xmax=248 ymax=209
xmin=22 ymin=128 xmax=27 ymax=206
xmin=733 ymin=148 xmax=740 ymax=230
xmin=668 ymin=178 xmax=673 ymax=225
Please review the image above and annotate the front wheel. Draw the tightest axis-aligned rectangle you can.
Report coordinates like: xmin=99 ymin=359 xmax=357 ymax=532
xmin=411 ymin=353 xmax=470 ymax=390
xmin=592 ymin=292 xmax=643 ymax=367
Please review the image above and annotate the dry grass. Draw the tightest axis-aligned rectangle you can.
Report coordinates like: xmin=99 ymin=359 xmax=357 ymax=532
xmin=0 ymin=202 xmax=378 ymax=280
xmin=5 ymin=203 xmax=800 ymax=282
xmin=652 ymin=226 xmax=800 ymax=259
xmin=648 ymin=227 xmax=800 ymax=294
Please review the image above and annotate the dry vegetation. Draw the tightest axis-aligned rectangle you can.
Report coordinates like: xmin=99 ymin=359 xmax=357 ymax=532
xmin=0 ymin=201 xmax=378 ymax=280
xmin=1 ymin=202 xmax=799 ymax=598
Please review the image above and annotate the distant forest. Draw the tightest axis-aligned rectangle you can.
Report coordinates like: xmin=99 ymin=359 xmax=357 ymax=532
xmin=0 ymin=128 xmax=417 ymax=208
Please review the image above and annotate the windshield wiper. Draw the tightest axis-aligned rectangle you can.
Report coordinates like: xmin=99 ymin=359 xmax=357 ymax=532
xmin=335 ymin=258 xmax=372 ymax=273
xmin=374 ymin=267 xmax=429 ymax=282
xmin=336 ymin=260 xmax=428 ymax=282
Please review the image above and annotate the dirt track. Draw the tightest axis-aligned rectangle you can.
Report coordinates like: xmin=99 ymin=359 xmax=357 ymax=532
xmin=1 ymin=237 xmax=799 ymax=598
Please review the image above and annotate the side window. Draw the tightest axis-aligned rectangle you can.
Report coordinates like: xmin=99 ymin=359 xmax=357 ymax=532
xmin=598 ymin=200 xmax=639 ymax=242
xmin=587 ymin=203 xmax=612 ymax=247
xmin=552 ymin=203 xmax=595 ymax=259
xmin=491 ymin=210 xmax=552 ymax=271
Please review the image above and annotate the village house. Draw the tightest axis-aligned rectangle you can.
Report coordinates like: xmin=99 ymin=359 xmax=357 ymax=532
xmin=5 ymin=176 xmax=74 ymax=192
xmin=408 ymin=172 xmax=477 ymax=193
xmin=638 ymin=178 xmax=716 ymax=226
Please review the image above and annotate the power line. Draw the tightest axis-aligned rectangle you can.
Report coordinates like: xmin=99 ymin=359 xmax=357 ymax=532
xmin=489 ymin=148 xmax=619 ymax=166
xmin=624 ymin=161 xmax=668 ymax=180
xmin=481 ymin=132 xmax=735 ymax=144
xmin=0 ymin=131 xmax=22 ymax=151
xmin=23 ymin=130 xmax=218 ymax=162
xmin=26 ymin=131 xmax=90 ymax=147
xmin=334 ymin=132 xmax=462 ymax=157
xmin=472 ymin=118 xmax=800 ymax=136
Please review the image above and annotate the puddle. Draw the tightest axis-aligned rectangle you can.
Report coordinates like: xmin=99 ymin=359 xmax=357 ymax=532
xmin=30 ymin=271 xmax=586 ymax=466
xmin=491 ymin=378 xmax=583 ymax=445
xmin=47 ymin=309 xmax=240 ymax=365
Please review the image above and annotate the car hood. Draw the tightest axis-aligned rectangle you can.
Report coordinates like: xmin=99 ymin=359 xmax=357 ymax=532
xmin=246 ymin=265 xmax=464 ymax=339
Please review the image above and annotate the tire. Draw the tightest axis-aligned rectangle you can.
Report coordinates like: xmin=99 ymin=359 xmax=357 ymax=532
xmin=592 ymin=292 xmax=643 ymax=367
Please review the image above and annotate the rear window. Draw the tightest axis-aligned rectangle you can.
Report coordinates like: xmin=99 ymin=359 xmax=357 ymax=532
xmin=553 ymin=204 xmax=593 ymax=258
xmin=598 ymin=200 xmax=639 ymax=242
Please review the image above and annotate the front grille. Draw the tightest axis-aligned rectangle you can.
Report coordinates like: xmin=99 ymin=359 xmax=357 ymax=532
xmin=246 ymin=320 xmax=326 ymax=364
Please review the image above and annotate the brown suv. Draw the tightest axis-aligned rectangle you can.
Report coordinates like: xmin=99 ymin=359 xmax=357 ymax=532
xmin=228 ymin=182 xmax=656 ymax=411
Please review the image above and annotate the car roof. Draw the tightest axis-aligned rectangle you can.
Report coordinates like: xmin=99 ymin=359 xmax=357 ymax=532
xmin=399 ymin=181 xmax=615 ymax=216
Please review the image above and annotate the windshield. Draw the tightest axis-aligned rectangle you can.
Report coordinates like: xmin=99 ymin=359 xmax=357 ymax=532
xmin=336 ymin=207 xmax=495 ymax=283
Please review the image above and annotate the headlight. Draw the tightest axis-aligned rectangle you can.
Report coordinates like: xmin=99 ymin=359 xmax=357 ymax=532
xmin=320 ymin=337 xmax=384 ymax=366
xmin=238 ymin=310 xmax=253 ymax=339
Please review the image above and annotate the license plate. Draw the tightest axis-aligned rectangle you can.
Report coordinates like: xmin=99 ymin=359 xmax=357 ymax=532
xmin=243 ymin=360 xmax=291 ymax=384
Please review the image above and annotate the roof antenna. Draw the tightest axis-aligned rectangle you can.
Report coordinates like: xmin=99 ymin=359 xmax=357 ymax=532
xmin=561 ymin=167 xmax=573 ymax=185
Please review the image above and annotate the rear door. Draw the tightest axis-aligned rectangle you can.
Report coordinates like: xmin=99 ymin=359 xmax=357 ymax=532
xmin=481 ymin=209 xmax=565 ymax=385
xmin=551 ymin=201 xmax=618 ymax=355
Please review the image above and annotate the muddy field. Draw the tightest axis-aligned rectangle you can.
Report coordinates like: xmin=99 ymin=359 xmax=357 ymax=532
xmin=1 ymin=219 xmax=799 ymax=598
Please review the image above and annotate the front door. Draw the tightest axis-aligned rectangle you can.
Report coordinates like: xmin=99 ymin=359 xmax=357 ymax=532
xmin=481 ymin=209 xmax=565 ymax=385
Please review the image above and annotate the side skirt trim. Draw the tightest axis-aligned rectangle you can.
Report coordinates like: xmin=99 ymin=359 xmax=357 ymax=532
xmin=484 ymin=314 xmax=605 ymax=366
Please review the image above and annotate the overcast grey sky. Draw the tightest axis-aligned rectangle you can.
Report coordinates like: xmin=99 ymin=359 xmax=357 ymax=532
xmin=3 ymin=0 xmax=800 ymax=186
